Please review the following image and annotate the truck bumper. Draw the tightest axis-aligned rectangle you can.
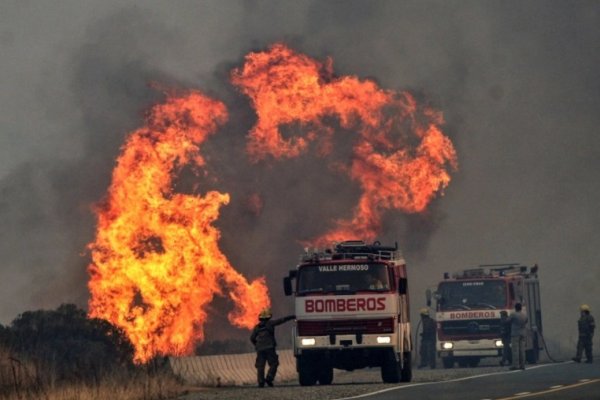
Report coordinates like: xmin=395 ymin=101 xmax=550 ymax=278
xmin=438 ymin=338 xmax=503 ymax=358
xmin=295 ymin=332 xmax=399 ymax=354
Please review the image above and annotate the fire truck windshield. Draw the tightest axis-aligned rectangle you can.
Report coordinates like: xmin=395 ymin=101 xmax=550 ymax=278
xmin=437 ymin=280 xmax=507 ymax=311
xmin=297 ymin=263 xmax=390 ymax=295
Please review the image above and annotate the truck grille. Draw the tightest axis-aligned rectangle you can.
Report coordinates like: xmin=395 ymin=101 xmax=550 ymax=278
xmin=297 ymin=318 xmax=394 ymax=336
xmin=440 ymin=318 xmax=502 ymax=339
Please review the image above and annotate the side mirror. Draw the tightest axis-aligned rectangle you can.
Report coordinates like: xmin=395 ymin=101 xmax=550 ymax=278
xmin=398 ymin=277 xmax=408 ymax=295
xmin=426 ymin=288 xmax=432 ymax=307
xmin=283 ymin=277 xmax=293 ymax=296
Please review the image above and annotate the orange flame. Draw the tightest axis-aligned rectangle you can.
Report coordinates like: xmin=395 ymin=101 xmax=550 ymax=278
xmin=231 ymin=43 xmax=458 ymax=245
xmin=87 ymin=91 xmax=270 ymax=363
xmin=88 ymin=44 xmax=457 ymax=362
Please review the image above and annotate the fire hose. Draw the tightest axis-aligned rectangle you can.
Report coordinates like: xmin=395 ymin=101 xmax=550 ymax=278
xmin=537 ymin=330 xmax=561 ymax=363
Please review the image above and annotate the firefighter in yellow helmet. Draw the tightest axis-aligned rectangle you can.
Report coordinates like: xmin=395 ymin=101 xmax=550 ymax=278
xmin=250 ymin=308 xmax=295 ymax=387
xmin=573 ymin=304 xmax=595 ymax=363
xmin=418 ymin=307 xmax=436 ymax=369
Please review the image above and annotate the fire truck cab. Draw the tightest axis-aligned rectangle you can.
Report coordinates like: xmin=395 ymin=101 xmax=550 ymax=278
xmin=429 ymin=264 xmax=543 ymax=368
xmin=283 ymin=240 xmax=412 ymax=385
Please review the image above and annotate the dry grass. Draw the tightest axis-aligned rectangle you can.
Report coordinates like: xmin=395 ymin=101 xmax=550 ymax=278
xmin=2 ymin=375 xmax=183 ymax=400
xmin=0 ymin=348 xmax=185 ymax=400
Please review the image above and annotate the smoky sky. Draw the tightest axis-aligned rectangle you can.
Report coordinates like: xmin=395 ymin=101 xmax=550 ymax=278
xmin=1 ymin=1 xmax=599 ymax=354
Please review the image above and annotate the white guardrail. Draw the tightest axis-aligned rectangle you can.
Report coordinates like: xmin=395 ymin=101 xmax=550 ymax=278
xmin=169 ymin=349 xmax=296 ymax=387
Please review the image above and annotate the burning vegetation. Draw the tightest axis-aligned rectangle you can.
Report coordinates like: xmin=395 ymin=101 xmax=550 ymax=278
xmin=87 ymin=92 xmax=270 ymax=363
xmin=87 ymin=43 xmax=457 ymax=363
xmin=231 ymin=43 xmax=458 ymax=245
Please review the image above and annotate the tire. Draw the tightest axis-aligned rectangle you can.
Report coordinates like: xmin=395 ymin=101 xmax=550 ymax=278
xmin=298 ymin=356 xmax=317 ymax=386
xmin=457 ymin=359 xmax=469 ymax=368
xmin=400 ymin=352 xmax=412 ymax=382
xmin=526 ymin=337 xmax=540 ymax=364
xmin=380 ymin=351 xmax=401 ymax=383
xmin=317 ymin=365 xmax=334 ymax=385
xmin=442 ymin=357 xmax=454 ymax=369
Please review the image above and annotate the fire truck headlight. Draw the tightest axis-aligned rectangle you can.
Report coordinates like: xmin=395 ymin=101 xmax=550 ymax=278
xmin=495 ymin=340 xmax=504 ymax=348
xmin=301 ymin=338 xmax=316 ymax=346
xmin=376 ymin=336 xmax=391 ymax=344
xmin=442 ymin=342 xmax=454 ymax=350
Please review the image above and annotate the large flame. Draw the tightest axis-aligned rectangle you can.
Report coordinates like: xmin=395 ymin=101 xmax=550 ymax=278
xmin=88 ymin=92 xmax=270 ymax=363
xmin=231 ymin=43 xmax=458 ymax=245
xmin=88 ymin=43 xmax=457 ymax=363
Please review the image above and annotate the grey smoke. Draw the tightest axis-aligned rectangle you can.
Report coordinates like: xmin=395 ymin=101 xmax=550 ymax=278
xmin=1 ymin=1 xmax=598 ymax=355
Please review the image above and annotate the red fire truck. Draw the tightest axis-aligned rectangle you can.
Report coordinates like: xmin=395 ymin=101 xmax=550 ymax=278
xmin=427 ymin=264 xmax=543 ymax=368
xmin=283 ymin=240 xmax=412 ymax=385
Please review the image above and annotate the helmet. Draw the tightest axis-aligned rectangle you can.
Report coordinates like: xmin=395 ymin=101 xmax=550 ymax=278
xmin=420 ymin=307 xmax=429 ymax=316
xmin=580 ymin=304 xmax=590 ymax=312
xmin=259 ymin=308 xmax=272 ymax=319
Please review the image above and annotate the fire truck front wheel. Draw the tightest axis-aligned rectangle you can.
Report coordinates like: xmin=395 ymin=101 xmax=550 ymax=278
xmin=380 ymin=350 xmax=402 ymax=383
xmin=317 ymin=365 xmax=334 ymax=385
xmin=298 ymin=355 xmax=317 ymax=386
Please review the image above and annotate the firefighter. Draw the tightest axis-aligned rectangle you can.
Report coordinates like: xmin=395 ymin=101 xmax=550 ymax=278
xmin=572 ymin=304 xmax=595 ymax=363
xmin=418 ymin=307 xmax=436 ymax=369
xmin=508 ymin=303 xmax=528 ymax=370
xmin=499 ymin=310 xmax=512 ymax=366
xmin=250 ymin=308 xmax=295 ymax=387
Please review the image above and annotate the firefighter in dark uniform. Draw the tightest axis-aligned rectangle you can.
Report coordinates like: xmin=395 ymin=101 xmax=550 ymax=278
xmin=499 ymin=310 xmax=512 ymax=366
xmin=573 ymin=304 xmax=595 ymax=363
xmin=250 ymin=308 xmax=295 ymax=387
xmin=418 ymin=308 xmax=436 ymax=369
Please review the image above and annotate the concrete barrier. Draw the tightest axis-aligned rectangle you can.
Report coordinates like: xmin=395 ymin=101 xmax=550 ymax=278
xmin=169 ymin=349 xmax=296 ymax=387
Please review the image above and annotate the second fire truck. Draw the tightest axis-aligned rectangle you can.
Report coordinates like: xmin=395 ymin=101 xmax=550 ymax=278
xmin=427 ymin=264 xmax=543 ymax=368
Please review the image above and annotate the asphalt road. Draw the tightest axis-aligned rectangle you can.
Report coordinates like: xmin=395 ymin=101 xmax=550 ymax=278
xmin=180 ymin=358 xmax=599 ymax=400
xmin=338 ymin=360 xmax=600 ymax=400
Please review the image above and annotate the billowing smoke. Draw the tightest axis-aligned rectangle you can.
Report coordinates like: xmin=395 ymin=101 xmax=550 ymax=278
xmin=1 ymin=1 xmax=599 ymax=356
